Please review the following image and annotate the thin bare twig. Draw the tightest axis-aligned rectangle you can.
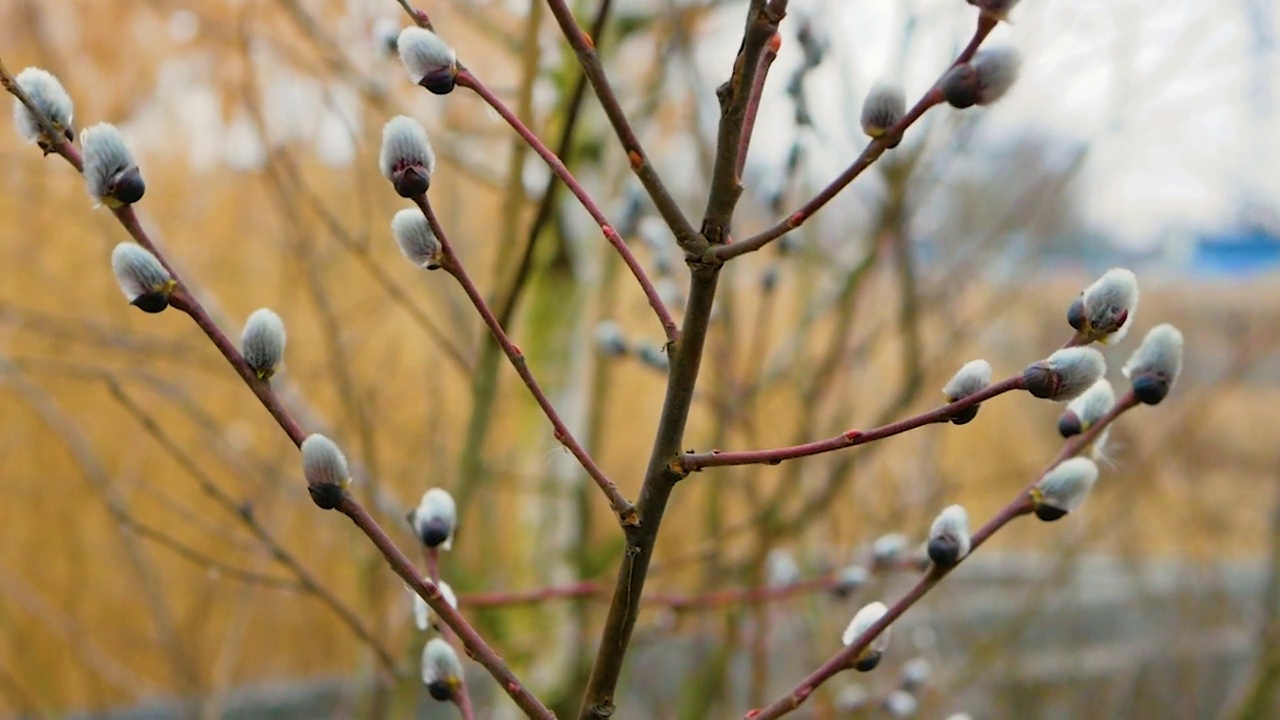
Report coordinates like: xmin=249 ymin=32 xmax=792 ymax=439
xmin=678 ymin=376 xmax=1026 ymax=472
xmin=455 ymin=69 xmax=680 ymax=344
xmin=716 ymin=14 xmax=998 ymax=261
xmin=747 ymin=392 xmax=1141 ymax=720
xmin=415 ymin=195 xmax=638 ymax=526
xmin=542 ymin=0 xmax=704 ymax=255
xmin=337 ymin=495 xmax=555 ymax=719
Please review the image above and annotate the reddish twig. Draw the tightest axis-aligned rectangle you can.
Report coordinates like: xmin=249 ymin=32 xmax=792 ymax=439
xmin=0 ymin=57 xmax=82 ymax=171
xmin=542 ymin=0 xmax=705 ymax=255
xmin=5 ymin=61 xmax=554 ymax=714
xmin=424 ymin=546 xmax=475 ymax=720
xmin=678 ymin=375 xmax=1026 ymax=472
xmin=746 ymin=391 xmax=1141 ymax=720
xmin=455 ymin=69 xmax=679 ymax=344
xmin=415 ymin=195 xmax=638 ymax=527
xmin=701 ymin=0 xmax=788 ymax=245
xmin=735 ymin=31 xmax=783 ymax=181
xmin=716 ymin=13 xmax=998 ymax=261
xmin=339 ymin=496 xmax=554 ymax=719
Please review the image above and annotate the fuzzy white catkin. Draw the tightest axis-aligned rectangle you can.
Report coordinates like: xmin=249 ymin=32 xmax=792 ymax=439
xmin=300 ymin=434 xmax=351 ymax=489
xmin=884 ymin=689 xmax=919 ymax=718
xmin=421 ymin=637 xmax=464 ymax=689
xmin=397 ymin=27 xmax=456 ymax=82
xmin=1028 ymin=347 xmax=1106 ymax=402
xmin=1066 ymin=379 xmax=1115 ymax=429
xmin=943 ymin=359 xmax=992 ymax=401
xmin=1123 ymin=324 xmax=1184 ymax=385
xmin=765 ymin=548 xmax=801 ymax=588
xmin=843 ymin=601 xmax=891 ymax=652
xmin=1036 ymin=457 xmax=1099 ymax=513
xmin=928 ymin=504 xmax=971 ymax=562
xmin=81 ymin=123 xmax=139 ymax=206
xmin=391 ymin=209 xmax=442 ymax=268
xmin=860 ymin=83 xmax=905 ymax=137
xmin=972 ymin=48 xmax=1021 ymax=105
xmin=241 ymin=309 xmax=286 ymax=379
xmin=413 ymin=488 xmax=458 ymax=551
xmin=379 ymin=116 xmax=436 ymax=181
xmin=12 ymin=67 xmax=73 ymax=143
xmin=1080 ymin=268 xmax=1139 ymax=342
xmin=412 ymin=579 xmax=457 ymax=631
xmin=110 ymin=243 xmax=170 ymax=301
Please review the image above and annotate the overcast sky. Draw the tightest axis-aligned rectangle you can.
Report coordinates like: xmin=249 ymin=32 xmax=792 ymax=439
xmin=703 ymin=0 xmax=1278 ymax=250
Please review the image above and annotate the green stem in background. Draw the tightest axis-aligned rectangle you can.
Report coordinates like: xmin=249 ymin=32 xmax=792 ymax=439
xmin=543 ymin=0 xmax=704 ymax=255
xmin=455 ymin=0 xmax=615 ymax=528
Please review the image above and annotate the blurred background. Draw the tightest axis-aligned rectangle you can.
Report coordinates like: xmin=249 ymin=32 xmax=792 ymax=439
xmin=0 ymin=0 xmax=1278 ymax=718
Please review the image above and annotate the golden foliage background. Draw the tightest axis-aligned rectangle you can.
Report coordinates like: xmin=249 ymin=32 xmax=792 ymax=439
xmin=0 ymin=1 xmax=1277 ymax=718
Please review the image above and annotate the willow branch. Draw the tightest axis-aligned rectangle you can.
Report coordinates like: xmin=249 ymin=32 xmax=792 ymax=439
xmin=543 ymin=0 xmax=704 ymax=255
xmin=678 ymin=375 xmax=1026 ymax=472
xmin=455 ymin=69 xmax=679 ymax=344
xmin=747 ymin=391 xmax=1141 ymax=720
xmin=717 ymin=14 xmax=998 ymax=261
xmin=338 ymin=496 xmax=555 ymax=719
xmin=415 ymin=195 xmax=639 ymax=526
xmin=701 ymin=0 xmax=787 ymax=245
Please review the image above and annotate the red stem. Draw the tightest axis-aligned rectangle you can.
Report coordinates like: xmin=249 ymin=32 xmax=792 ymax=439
xmin=735 ymin=32 xmax=782 ymax=180
xmin=542 ymin=0 xmax=705 ymax=255
xmin=746 ymin=391 xmax=1141 ymax=720
xmin=340 ymin=497 xmax=554 ymax=719
xmin=415 ymin=195 xmax=639 ymax=526
xmin=424 ymin=546 xmax=475 ymax=720
xmin=2 ymin=101 xmax=553 ymax=714
xmin=717 ymin=14 xmax=997 ymax=262
xmin=455 ymin=70 xmax=680 ymax=345
xmin=679 ymin=375 xmax=1026 ymax=472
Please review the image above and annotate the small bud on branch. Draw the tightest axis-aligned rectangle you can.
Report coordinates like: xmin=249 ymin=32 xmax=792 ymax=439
xmin=411 ymin=488 xmax=458 ymax=551
xmin=397 ymin=26 xmax=458 ymax=94
xmin=860 ymin=83 xmax=905 ymax=141
xmin=421 ymin=637 xmax=465 ymax=701
xmin=1058 ymin=379 xmax=1114 ymax=438
xmin=1023 ymin=347 xmax=1106 ymax=402
xmin=301 ymin=434 xmax=351 ymax=509
xmin=1032 ymin=457 xmax=1099 ymax=521
xmin=927 ymin=504 xmax=971 ymax=568
xmin=842 ymin=601 xmax=892 ymax=672
xmin=940 ymin=48 xmax=1021 ymax=109
xmin=1123 ymin=324 xmax=1184 ymax=405
xmin=391 ymin=208 xmax=443 ymax=269
xmin=942 ymin=359 xmax=992 ymax=424
xmin=379 ymin=116 xmax=435 ymax=198
xmin=240 ymin=308 xmax=286 ymax=380
xmin=110 ymin=243 xmax=174 ymax=313
xmin=11 ymin=67 xmax=73 ymax=147
xmin=1068 ymin=268 xmax=1139 ymax=343
xmin=413 ymin=579 xmax=458 ymax=631
xmin=82 ymin=123 xmax=145 ymax=208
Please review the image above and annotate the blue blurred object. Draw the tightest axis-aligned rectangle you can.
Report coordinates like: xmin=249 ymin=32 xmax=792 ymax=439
xmin=1193 ymin=226 xmax=1280 ymax=275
